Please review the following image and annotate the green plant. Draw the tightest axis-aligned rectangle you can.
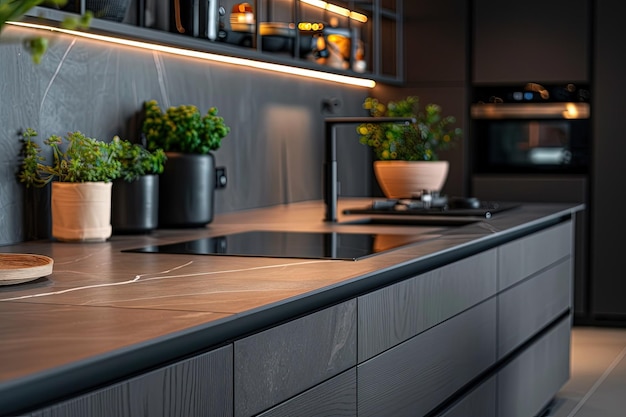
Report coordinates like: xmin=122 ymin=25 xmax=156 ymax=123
xmin=18 ymin=128 xmax=121 ymax=187
xmin=142 ymin=100 xmax=230 ymax=154
xmin=357 ymin=96 xmax=462 ymax=161
xmin=0 ymin=0 xmax=92 ymax=64
xmin=114 ymin=136 xmax=167 ymax=182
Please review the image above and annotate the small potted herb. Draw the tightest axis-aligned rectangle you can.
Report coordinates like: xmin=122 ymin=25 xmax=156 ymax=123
xmin=142 ymin=100 xmax=230 ymax=227
xmin=357 ymin=96 xmax=462 ymax=198
xmin=18 ymin=128 xmax=121 ymax=242
xmin=111 ymin=137 xmax=167 ymax=233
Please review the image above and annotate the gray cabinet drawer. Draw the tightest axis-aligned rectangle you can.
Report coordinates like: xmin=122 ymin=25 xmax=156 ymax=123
xmin=234 ymin=300 xmax=356 ymax=417
xmin=498 ymin=221 xmax=572 ymax=290
xmin=497 ymin=317 xmax=571 ymax=417
xmin=28 ymin=345 xmax=233 ymax=417
xmin=358 ymin=298 xmax=497 ymax=417
xmin=437 ymin=377 xmax=496 ymax=417
xmin=257 ymin=368 xmax=356 ymax=417
xmin=498 ymin=259 xmax=572 ymax=358
xmin=358 ymin=249 xmax=497 ymax=361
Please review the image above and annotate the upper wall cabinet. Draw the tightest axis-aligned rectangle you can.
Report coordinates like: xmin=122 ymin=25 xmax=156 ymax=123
xmin=33 ymin=0 xmax=403 ymax=84
xmin=472 ymin=0 xmax=590 ymax=84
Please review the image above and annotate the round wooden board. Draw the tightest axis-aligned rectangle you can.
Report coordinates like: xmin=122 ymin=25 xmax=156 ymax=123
xmin=0 ymin=254 xmax=54 ymax=285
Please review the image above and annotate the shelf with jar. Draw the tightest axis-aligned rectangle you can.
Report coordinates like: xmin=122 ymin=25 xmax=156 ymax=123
xmin=24 ymin=0 xmax=402 ymax=84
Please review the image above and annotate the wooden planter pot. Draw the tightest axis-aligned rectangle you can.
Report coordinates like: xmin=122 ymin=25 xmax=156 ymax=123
xmin=51 ymin=182 xmax=112 ymax=242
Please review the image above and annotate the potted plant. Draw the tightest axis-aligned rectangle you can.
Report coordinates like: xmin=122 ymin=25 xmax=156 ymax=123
xmin=142 ymin=99 xmax=230 ymax=227
xmin=111 ymin=137 xmax=167 ymax=234
xmin=18 ymin=128 xmax=121 ymax=241
xmin=357 ymin=96 xmax=462 ymax=199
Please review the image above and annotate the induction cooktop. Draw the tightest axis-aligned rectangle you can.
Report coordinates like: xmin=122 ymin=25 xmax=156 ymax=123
xmin=124 ymin=230 xmax=437 ymax=261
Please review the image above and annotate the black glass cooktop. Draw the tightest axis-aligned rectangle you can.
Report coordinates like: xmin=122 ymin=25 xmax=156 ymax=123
xmin=124 ymin=230 xmax=435 ymax=261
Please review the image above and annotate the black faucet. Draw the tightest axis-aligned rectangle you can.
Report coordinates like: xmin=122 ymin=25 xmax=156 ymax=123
xmin=324 ymin=116 xmax=416 ymax=222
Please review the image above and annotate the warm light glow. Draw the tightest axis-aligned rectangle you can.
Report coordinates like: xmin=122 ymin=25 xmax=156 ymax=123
xmin=7 ymin=21 xmax=376 ymax=88
xmin=300 ymin=0 xmax=368 ymax=23
xmin=325 ymin=3 xmax=350 ymax=17
xmin=349 ymin=12 xmax=368 ymax=23
xmin=563 ymin=102 xmax=579 ymax=119
xmin=298 ymin=22 xmax=325 ymax=31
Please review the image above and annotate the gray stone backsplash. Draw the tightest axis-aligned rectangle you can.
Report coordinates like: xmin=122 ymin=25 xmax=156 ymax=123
xmin=0 ymin=24 xmax=374 ymax=245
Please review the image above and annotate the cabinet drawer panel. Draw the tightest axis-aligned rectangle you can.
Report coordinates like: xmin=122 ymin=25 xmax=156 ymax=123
xmin=358 ymin=249 xmax=496 ymax=361
xmin=28 ymin=345 xmax=233 ymax=417
xmin=497 ymin=317 xmax=571 ymax=417
xmin=358 ymin=299 xmax=497 ymax=417
xmin=437 ymin=376 xmax=496 ymax=417
xmin=498 ymin=259 xmax=572 ymax=358
xmin=234 ymin=300 xmax=356 ymax=417
xmin=257 ymin=368 xmax=356 ymax=417
xmin=499 ymin=221 xmax=572 ymax=290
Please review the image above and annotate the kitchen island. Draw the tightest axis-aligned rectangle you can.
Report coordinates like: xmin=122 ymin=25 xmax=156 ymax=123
xmin=0 ymin=199 xmax=582 ymax=417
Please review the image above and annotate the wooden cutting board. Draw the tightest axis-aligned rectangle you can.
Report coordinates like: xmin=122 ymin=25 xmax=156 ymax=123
xmin=0 ymin=254 xmax=54 ymax=285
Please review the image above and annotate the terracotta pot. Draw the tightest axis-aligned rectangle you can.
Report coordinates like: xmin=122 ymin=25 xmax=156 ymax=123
xmin=373 ymin=160 xmax=449 ymax=199
xmin=51 ymin=182 xmax=112 ymax=242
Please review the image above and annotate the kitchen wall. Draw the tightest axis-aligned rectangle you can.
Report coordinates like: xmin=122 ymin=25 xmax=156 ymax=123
xmin=0 ymin=24 xmax=374 ymax=245
xmin=0 ymin=2 xmax=470 ymax=246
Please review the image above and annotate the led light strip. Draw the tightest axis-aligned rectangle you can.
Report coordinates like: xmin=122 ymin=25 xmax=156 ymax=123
xmin=300 ymin=0 xmax=368 ymax=23
xmin=7 ymin=21 xmax=376 ymax=88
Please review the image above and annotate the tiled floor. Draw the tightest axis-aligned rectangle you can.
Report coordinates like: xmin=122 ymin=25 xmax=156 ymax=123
xmin=545 ymin=326 xmax=626 ymax=417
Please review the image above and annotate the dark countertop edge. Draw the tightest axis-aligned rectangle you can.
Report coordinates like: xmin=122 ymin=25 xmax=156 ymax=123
xmin=0 ymin=205 xmax=581 ymax=415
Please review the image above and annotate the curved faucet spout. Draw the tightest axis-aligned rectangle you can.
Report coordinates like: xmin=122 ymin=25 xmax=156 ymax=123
xmin=324 ymin=116 xmax=416 ymax=222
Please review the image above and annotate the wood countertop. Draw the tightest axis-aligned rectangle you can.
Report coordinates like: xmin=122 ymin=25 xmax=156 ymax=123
xmin=0 ymin=198 xmax=583 ymax=414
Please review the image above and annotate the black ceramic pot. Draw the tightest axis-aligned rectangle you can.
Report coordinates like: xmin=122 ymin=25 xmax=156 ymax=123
xmin=111 ymin=175 xmax=159 ymax=234
xmin=158 ymin=152 xmax=216 ymax=228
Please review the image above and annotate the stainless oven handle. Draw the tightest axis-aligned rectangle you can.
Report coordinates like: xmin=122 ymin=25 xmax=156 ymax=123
xmin=470 ymin=102 xmax=590 ymax=119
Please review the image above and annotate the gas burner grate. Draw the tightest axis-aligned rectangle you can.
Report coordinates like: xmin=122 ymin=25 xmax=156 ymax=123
xmin=344 ymin=198 xmax=519 ymax=218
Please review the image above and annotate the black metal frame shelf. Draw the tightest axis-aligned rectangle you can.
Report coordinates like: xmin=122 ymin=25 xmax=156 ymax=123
xmin=24 ymin=0 xmax=403 ymax=85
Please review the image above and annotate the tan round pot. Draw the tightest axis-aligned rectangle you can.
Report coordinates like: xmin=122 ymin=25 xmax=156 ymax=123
xmin=373 ymin=160 xmax=449 ymax=199
xmin=51 ymin=182 xmax=113 ymax=242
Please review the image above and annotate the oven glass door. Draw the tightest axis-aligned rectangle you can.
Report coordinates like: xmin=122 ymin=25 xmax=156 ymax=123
xmin=472 ymin=116 xmax=590 ymax=174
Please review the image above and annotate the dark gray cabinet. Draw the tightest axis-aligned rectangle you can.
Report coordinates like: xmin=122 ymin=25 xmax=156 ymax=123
xmin=357 ymin=249 xmax=497 ymax=361
xmin=256 ymin=369 xmax=357 ymax=417
xmin=497 ymin=318 xmax=571 ymax=417
xmin=27 ymin=345 xmax=234 ymax=417
xmin=472 ymin=0 xmax=590 ymax=83
xmin=436 ymin=378 xmax=496 ymax=417
xmin=497 ymin=221 xmax=572 ymax=290
xmin=358 ymin=299 xmax=497 ymax=417
xmin=358 ymin=220 xmax=573 ymax=417
xmin=498 ymin=259 xmax=571 ymax=358
xmin=233 ymin=300 xmax=357 ymax=417
xmin=590 ymin=1 xmax=626 ymax=321
xmin=25 ymin=220 xmax=574 ymax=417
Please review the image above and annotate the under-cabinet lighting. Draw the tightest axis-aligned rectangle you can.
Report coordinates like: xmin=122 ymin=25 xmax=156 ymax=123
xmin=7 ymin=21 xmax=376 ymax=88
xmin=300 ymin=0 xmax=368 ymax=23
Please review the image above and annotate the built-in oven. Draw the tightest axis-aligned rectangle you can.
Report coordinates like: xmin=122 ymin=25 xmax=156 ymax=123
xmin=469 ymin=82 xmax=591 ymax=322
xmin=470 ymin=83 xmax=591 ymax=174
